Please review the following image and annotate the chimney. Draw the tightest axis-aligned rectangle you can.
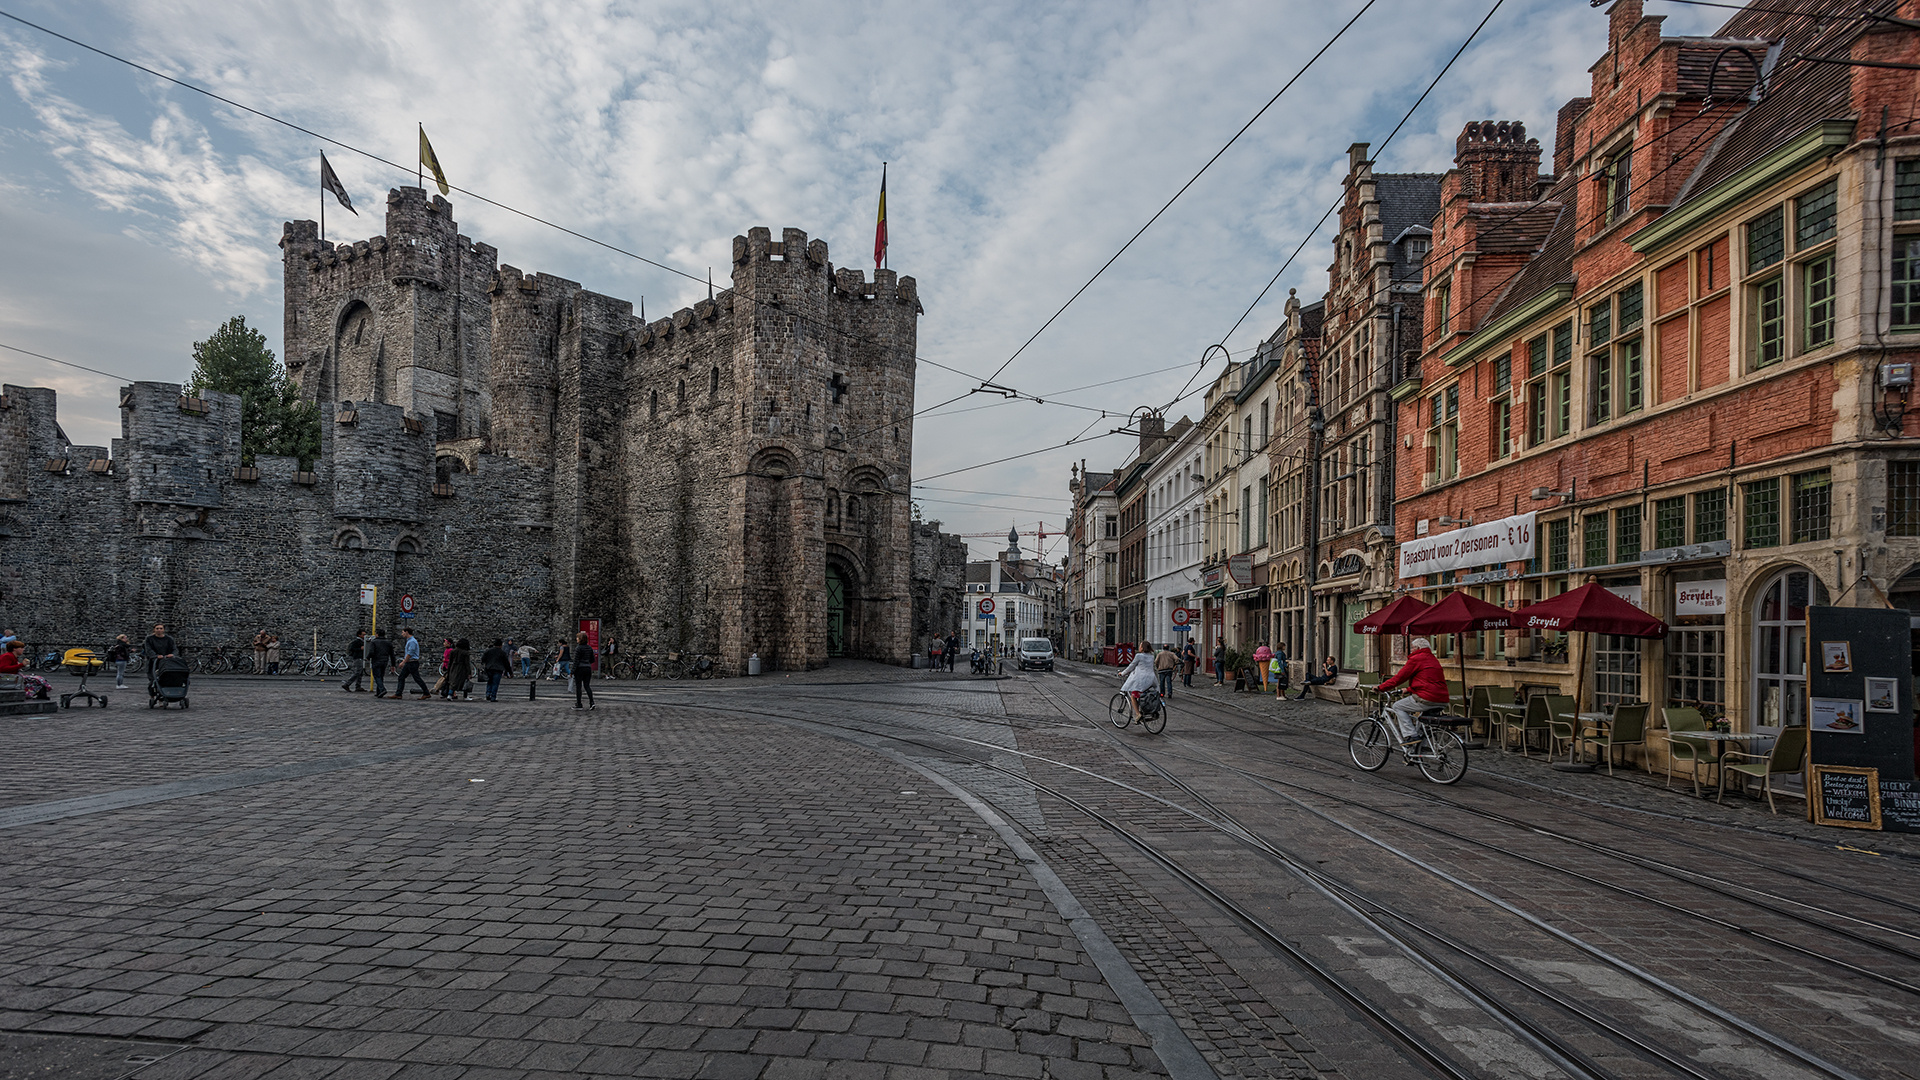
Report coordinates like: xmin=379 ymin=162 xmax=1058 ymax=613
xmin=1454 ymin=120 xmax=1543 ymax=203
xmin=1138 ymin=412 xmax=1165 ymax=453
xmin=1608 ymin=0 xmax=1644 ymax=44
xmin=1554 ymin=98 xmax=1593 ymax=177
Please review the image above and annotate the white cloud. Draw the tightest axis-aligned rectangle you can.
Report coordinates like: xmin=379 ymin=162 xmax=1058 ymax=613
xmin=0 ymin=0 xmax=1729 ymax=539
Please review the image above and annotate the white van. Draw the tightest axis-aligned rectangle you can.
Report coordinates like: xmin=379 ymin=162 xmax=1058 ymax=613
xmin=1017 ymin=638 xmax=1055 ymax=672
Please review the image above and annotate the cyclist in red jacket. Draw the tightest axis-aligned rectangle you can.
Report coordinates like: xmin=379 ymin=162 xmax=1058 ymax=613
xmin=1375 ymin=637 xmax=1449 ymax=746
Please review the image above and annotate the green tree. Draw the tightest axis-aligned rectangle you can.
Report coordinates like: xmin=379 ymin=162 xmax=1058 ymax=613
xmin=186 ymin=316 xmax=321 ymax=467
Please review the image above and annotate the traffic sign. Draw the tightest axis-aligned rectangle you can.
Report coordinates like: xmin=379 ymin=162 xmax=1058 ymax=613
xmin=359 ymin=584 xmax=377 ymax=606
xmin=977 ymin=597 xmax=995 ymax=615
xmin=1170 ymin=608 xmax=1192 ymax=627
xmin=399 ymin=593 xmax=416 ymax=614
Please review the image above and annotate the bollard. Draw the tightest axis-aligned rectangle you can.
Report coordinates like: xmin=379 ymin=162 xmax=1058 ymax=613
xmin=528 ymin=673 xmax=537 ymax=701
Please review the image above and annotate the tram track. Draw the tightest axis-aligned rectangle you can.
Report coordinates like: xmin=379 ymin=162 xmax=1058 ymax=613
xmin=618 ymin=680 xmax=1890 ymax=1079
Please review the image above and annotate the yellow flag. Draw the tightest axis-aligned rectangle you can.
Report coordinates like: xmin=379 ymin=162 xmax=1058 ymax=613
xmin=418 ymin=124 xmax=449 ymax=195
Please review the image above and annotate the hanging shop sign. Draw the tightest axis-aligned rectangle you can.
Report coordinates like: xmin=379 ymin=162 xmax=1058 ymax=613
xmin=1227 ymin=554 xmax=1254 ymax=586
xmin=1674 ymin=580 xmax=1727 ymax=617
xmin=1397 ymin=511 xmax=1536 ymax=579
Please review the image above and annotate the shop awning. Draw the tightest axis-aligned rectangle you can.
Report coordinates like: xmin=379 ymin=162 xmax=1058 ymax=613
xmin=1192 ymin=585 xmax=1225 ymax=600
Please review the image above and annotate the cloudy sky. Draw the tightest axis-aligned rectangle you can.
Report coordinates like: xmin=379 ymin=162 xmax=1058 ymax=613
xmin=1 ymin=0 xmax=1722 ymax=561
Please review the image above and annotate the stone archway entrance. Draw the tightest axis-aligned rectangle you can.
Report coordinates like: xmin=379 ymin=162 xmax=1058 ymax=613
xmin=826 ymin=564 xmax=850 ymax=658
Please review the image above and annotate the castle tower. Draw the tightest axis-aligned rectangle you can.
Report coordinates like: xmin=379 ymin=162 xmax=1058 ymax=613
xmin=280 ymin=188 xmax=498 ymax=442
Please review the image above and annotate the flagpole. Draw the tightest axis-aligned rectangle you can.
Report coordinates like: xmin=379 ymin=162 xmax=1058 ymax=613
xmin=417 ymin=123 xmax=423 ymax=190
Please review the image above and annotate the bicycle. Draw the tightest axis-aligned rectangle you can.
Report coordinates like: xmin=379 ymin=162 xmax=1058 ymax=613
xmin=610 ymin=659 xmax=636 ymax=680
xmin=303 ymin=652 xmax=351 ymax=677
xmin=1107 ymin=690 xmax=1167 ymax=734
xmin=1348 ymin=686 xmax=1468 ymax=785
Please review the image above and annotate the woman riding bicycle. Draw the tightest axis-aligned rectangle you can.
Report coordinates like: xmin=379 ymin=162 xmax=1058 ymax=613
xmin=1119 ymin=644 xmax=1159 ymax=720
xmin=1374 ymin=636 xmax=1449 ymax=748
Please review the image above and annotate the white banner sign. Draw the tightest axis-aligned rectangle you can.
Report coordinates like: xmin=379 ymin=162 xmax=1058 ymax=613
xmin=1674 ymin=579 xmax=1727 ymax=617
xmin=1398 ymin=511 xmax=1536 ymax=579
xmin=1605 ymin=583 xmax=1644 ymax=606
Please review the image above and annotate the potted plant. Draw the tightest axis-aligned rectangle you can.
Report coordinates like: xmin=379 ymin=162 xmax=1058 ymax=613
xmin=1224 ymin=646 xmax=1249 ymax=691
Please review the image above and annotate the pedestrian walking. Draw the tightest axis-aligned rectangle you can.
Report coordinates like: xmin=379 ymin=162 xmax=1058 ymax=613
xmin=517 ymin=641 xmax=535 ymax=678
xmin=265 ymin=633 xmax=281 ymax=675
xmin=481 ymin=639 xmax=510 ymax=701
xmin=1153 ymin=642 xmax=1178 ymax=699
xmin=1272 ymin=643 xmax=1291 ymax=697
xmin=446 ymin=639 xmax=472 ymax=700
xmin=944 ymin=632 xmax=958 ymax=671
xmin=252 ymin=629 xmax=267 ymax=674
xmin=341 ymin=630 xmax=368 ymax=692
xmin=106 ymin=634 xmax=131 ymax=688
xmin=368 ymin=629 xmax=393 ymax=697
xmin=572 ymin=631 xmax=596 ymax=710
xmin=392 ymin=628 xmax=430 ymax=699
xmin=1212 ymin=641 xmax=1226 ymax=685
xmin=1181 ymin=640 xmax=1196 ymax=688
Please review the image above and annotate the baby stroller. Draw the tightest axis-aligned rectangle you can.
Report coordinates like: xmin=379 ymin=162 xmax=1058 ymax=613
xmin=148 ymin=656 xmax=191 ymax=710
xmin=60 ymin=648 xmax=108 ymax=710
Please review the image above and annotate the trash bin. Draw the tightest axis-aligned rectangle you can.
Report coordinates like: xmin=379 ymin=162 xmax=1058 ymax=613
xmin=748 ymin=653 xmax=761 ymax=676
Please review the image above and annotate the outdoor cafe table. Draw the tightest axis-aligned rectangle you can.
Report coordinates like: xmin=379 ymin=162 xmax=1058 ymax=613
xmin=1551 ymin=711 xmax=1612 ymax=771
xmin=1487 ymin=702 xmax=1526 ymax=750
xmin=1668 ymin=730 xmax=1771 ymax=800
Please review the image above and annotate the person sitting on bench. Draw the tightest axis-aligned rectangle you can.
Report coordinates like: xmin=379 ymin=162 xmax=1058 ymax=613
xmin=1293 ymin=656 xmax=1341 ymax=700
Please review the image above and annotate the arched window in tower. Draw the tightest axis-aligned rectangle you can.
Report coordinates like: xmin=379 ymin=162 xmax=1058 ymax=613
xmin=709 ymin=367 xmax=720 ymax=399
xmin=649 ymin=390 xmax=659 ymax=420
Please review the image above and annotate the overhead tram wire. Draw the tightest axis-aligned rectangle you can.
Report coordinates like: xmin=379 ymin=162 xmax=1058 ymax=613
xmin=1177 ymin=0 xmax=1509 ymax=412
xmin=1246 ymin=19 xmax=1836 ymax=423
xmin=0 ymin=7 xmax=1091 ymax=430
xmin=977 ymin=0 xmax=1381 ymax=389
xmin=0 ymin=342 xmax=137 ymax=384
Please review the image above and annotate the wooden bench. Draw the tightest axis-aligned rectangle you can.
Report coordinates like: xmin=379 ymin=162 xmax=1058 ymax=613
xmin=1312 ymin=673 xmax=1362 ymax=704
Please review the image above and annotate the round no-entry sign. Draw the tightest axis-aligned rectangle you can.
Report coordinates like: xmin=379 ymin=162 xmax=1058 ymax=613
xmin=399 ymin=593 xmax=416 ymax=614
xmin=978 ymin=597 xmax=996 ymax=615
xmin=1171 ymin=608 xmax=1192 ymax=626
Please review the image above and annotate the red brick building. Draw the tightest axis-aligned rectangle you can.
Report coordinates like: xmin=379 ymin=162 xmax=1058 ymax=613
xmin=1392 ymin=0 xmax=1920 ymax=739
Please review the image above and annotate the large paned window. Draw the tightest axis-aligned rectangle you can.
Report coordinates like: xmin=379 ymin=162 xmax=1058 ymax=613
xmin=1694 ymin=488 xmax=1727 ymax=543
xmin=1891 ymin=460 xmax=1920 ymax=537
xmin=1604 ymin=148 xmax=1633 ymax=226
xmin=1547 ymin=518 xmax=1570 ymax=572
xmin=1526 ymin=333 xmax=1549 ymax=444
xmin=1752 ymin=568 xmax=1828 ymax=732
xmin=1790 ymin=469 xmax=1831 ymax=544
xmin=1615 ymin=505 xmax=1642 ymax=563
xmin=1587 ymin=284 xmax=1644 ymax=425
xmin=1895 ymin=238 xmax=1920 ymax=329
xmin=1743 ymin=478 xmax=1780 ymax=549
xmin=1593 ymin=633 xmax=1643 ymax=712
xmin=1428 ymin=386 xmax=1459 ymax=482
xmin=1668 ymin=569 xmax=1727 ymax=720
xmin=1436 ymin=282 xmax=1452 ymax=337
xmin=1654 ymin=497 xmax=1686 ymax=550
xmin=1583 ymin=514 xmax=1609 ymax=569
xmin=1803 ymin=255 xmax=1836 ymax=350
xmin=1747 ymin=206 xmax=1786 ymax=369
xmin=1492 ymin=354 xmax=1512 ymax=459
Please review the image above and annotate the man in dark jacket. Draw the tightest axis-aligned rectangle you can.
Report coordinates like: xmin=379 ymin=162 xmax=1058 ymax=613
xmin=341 ymin=631 xmax=368 ymax=692
xmin=572 ymin=632 xmax=596 ymax=710
xmin=481 ymin=639 xmax=511 ymax=702
xmin=1212 ymin=641 xmax=1226 ymax=685
xmin=368 ymin=629 xmax=394 ymax=698
xmin=944 ymin=632 xmax=958 ymax=671
xmin=1375 ymin=637 xmax=1449 ymax=745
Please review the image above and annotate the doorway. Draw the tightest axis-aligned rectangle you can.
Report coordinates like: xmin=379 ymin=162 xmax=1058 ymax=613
xmin=1751 ymin=566 xmax=1827 ymax=734
xmin=826 ymin=565 xmax=849 ymax=658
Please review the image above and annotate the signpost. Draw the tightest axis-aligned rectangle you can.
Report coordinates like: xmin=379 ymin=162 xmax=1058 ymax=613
xmin=978 ymin=597 xmax=995 ymax=615
xmin=398 ymin=593 xmax=416 ymax=621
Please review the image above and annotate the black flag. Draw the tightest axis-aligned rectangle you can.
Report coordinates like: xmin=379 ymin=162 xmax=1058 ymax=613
xmin=320 ymin=154 xmax=356 ymax=214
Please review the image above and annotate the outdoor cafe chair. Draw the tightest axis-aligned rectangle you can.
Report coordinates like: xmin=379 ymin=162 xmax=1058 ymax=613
xmin=1661 ymin=707 xmax=1720 ymax=797
xmin=1509 ymin=694 xmax=1570 ymax=757
xmin=1467 ymin=685 xmax=1513 ymax=742
xmin=1578 ymin=702 xmax=1648 ymax=775
xmin=1722 ymin=726 xmax=1809 ymax=813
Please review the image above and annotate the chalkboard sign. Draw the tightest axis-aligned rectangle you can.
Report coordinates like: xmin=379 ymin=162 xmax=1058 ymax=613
xmin=1884 ymin=780 xmax=1920 ymax=833
xmin=1810 ymin=764 xmax=1882 ymax=830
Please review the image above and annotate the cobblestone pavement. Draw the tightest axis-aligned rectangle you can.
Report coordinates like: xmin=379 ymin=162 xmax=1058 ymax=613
xmin=6 ymin=663 xmax=1920 ymax=1080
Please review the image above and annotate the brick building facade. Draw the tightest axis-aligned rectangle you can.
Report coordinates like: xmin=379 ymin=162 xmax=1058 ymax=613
xmin=0 ymin=188 xmax=926 ymax=672
xmin=1391 ymin=0 xmax=1920 ymax=735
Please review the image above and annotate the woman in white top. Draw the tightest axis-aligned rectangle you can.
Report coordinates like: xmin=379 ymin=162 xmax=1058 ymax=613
xmin=1120 ymin=645 xmax=1159 ymax=720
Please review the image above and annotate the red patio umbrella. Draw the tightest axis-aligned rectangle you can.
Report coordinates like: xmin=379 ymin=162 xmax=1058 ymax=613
xmin=1352 ymin=594 xmax=1432 ymax=635
xmin=1510 ymin=582 xmax=1667 ymax=713
xmin=1403 ymin=591 xmax=1516 ymax=705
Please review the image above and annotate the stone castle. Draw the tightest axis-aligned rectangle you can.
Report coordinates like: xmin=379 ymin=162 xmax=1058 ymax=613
xmin=0 ymin=187 xmax=927 ymax=670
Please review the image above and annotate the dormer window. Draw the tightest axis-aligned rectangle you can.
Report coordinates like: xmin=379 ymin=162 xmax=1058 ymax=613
xmin=1405 ymin=238 xmax=1429 ymax=264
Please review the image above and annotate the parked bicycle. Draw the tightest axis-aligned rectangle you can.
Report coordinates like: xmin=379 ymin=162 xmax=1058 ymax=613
xmin=1348 ymin=686 xmax=1469 ymax=785
xmin=302 ymin=651 xmax=353 ymax=677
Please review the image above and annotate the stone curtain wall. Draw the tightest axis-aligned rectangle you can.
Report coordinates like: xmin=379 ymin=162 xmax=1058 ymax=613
xmin=0 ymin=192 xmax=922 ymax=672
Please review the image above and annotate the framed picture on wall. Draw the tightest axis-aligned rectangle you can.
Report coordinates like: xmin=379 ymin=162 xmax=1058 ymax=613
xmin=1865 ymin=677 xmax=1900 ymax=713
xmin=1821 ymin=641 xmax=1853 ymax=673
